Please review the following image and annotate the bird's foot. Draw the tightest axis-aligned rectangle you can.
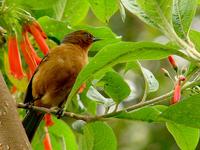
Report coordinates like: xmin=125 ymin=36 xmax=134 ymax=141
xmin=55 ymin=108 xmax=64 ymax=119
xmin=24 ymin=102 xmax=34 ymax=109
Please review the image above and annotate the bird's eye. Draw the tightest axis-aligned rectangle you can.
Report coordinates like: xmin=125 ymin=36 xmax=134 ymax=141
xmin=84 ymin=33 xmax=91 ymax=39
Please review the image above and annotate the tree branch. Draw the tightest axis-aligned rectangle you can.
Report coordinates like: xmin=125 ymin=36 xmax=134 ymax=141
xmin=17 ymin=103 xmax=96 ymax=122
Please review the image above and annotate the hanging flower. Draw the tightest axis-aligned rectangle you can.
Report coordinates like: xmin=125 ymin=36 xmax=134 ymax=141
xmin=168 ymin=55 xmax=178 ymax=72
xmin=8 ymin=34 xmax=25 ymax=79
xmin=23 ymin=30 xmax=42 ymax=64
xmin=26 ymin=21 xmax=49 ymax=55
xmin=171 ymin=81 xmax=181 ymax=104
xmin=20 ymin=33 xmax=38 ymax=75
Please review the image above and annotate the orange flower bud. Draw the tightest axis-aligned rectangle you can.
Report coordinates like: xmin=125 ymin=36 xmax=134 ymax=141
xmin=168 ymin=56 xmax=178 ymax=72
xmin=8 ymin=35 xmax=25 ymax=79
xmin=171 ymin=82 xmax=181 ymax=104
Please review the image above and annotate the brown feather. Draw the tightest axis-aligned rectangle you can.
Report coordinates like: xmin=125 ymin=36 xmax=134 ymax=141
xmin=32 ymin=43 xmax=88 ymax=107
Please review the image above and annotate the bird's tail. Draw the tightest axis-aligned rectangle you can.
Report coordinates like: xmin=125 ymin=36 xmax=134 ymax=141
xmin=22 ymin=110 xmax=45 ymax=142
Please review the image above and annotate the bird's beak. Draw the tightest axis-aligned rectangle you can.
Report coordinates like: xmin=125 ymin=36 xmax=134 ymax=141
xmin=92 ymin=37 xmax=102 ymax=42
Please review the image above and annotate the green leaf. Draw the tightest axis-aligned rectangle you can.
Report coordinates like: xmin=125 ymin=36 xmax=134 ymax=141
xmin=48 ymin=116 xmax=78 ymax=150
xmin=172 ymin=0 xmax=198 ymax=39
xmin=32 ymin=121 xmax=45 ymax=150
xmin=166 ymin=122 xmax=200 ymax=150
xmin=32 ymin=116 xmax=78 ymax=150
xmin=38 ymin=16 xmax=70 ymax=40
xmin=65 ymin=42 xmax=177 ymax=108
xmin=125 ymin=61 xmax=141 ymax=73
xmin=52 ymin=0 xmax=67 ymax=20
xmin=160 ymin=94 xmax=200 ymax=128
xmin=101 ymin=71 xmax=131 ymax=103
xmin=81 ymin=122 xmax=117 ymax=150
xmin=79 ymin=83 xmax=97 ymax=115
xmin=141 ymin=67 xmax=159 ymax=92
xmin=113 ymin=105 xmax=167 ymax=122
xmin=61 ymin=0 xmax=89 ymax=25
xmin=7 ymin=0 xmax=59 ymax=10
xmin=137 ymin=0 xmax=173 ymax=27
xmin=31 ymin=0 xmax=66 ymax=19
xmin=121 ymin=0 xmax=159 ymax=28
xmin=88 ymin=0 xmax=118 ymax=23
xmin=189 ymin=30 xmax=200 ymax=52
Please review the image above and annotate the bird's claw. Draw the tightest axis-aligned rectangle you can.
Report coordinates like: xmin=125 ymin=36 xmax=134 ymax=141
xmin=24 ymin=102 xmax=34 ymax=109
xmin=56 ymin=108 xmax=64 ymax=119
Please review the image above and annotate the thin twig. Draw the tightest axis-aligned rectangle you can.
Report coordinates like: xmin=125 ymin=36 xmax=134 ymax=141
xmin=17 ymin=103 xmax=96 ymax=122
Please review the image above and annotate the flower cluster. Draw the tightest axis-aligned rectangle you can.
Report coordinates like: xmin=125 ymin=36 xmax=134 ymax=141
xmin=162 ymin=55 xmax=186 ymax=104
xmin=8 ymin=20 xmax=49 ymax=79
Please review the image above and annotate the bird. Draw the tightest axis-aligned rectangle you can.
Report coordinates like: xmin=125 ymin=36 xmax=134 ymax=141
xmin=22 ymin=30 xmax=100 ymax=141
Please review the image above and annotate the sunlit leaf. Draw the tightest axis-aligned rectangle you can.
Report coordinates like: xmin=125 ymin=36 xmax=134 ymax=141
xmin=81 ymin=122 xmax=117 ymax=150
xmin=189 ymin=30 xmax=200 ymax=52
xmin=6 ymin=0 xmax=59 ymax=10
xmin=121 ymin=0 xmax=158 ymax=28
xmin=137 ymin=0 xmax=173 ymax=26
xmin=101 ymin=71 xmax=131 ymax=103
xmin=61 ymin=0 xmax=89 ymax=25
xmin=88 ymin=0 xmax=118 ymax=23
xmin=160 ymin=94 xmax=200 ymax=128
xmin=32 ymin=116 xmax=78 ymax=150
xmin=166 ymin=122 xmax=199 ymax=150
xmin=172 ymin=0 xmax=198 ymax=39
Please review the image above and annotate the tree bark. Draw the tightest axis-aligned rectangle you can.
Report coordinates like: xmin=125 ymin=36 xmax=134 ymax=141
xmin=0 ymin=72 xmax=31 ymax=150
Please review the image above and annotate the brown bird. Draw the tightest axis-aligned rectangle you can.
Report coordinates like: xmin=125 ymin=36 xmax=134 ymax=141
xmin=22 ymin=30 xmax=100 ymax=141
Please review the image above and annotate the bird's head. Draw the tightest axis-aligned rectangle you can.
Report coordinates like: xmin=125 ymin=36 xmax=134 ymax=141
xmin=62 ymin=30 xmax=101 ymax=50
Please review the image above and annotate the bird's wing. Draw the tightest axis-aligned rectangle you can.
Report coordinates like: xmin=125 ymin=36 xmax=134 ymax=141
xmin=23 ymin=55 xmax=48 ymax=104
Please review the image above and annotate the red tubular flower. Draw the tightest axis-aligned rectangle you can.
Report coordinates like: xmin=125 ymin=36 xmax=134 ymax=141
xmin=168 ymin=55 xmax=178 ymax=72
xmin=43 ymin=127 xmax=52 ymax=150
xmin=23 ymin=31 xmax=42 ymax=64
xmin=44 ymin=114 xmax=54 ymax=127
xmin=8 ymin=35 xmax=25 ymax=79
xmin=32 ymin=21 xmax=47 ymax=39
xmin=171 ymin=81 xmax=181 ymax=104
xmin=27 ymin=22 xmax=49 ymax=55
xmin=20 ymin=35 xmax=37 ymax=74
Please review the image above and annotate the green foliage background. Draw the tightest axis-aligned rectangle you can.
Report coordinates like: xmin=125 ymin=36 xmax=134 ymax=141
xmin=1 ymin=0 xmax=200 ymax=150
